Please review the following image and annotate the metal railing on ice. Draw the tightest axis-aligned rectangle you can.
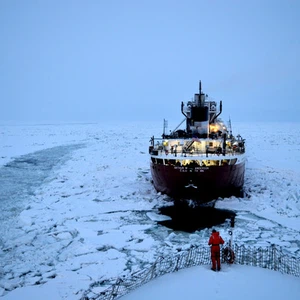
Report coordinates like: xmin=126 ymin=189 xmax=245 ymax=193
xmin=81 ymin=244 xmax=300 ymax=300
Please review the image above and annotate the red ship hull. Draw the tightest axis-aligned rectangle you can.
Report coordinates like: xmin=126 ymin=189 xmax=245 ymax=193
xmin=150 ymin=160 xmax=245 ymax=202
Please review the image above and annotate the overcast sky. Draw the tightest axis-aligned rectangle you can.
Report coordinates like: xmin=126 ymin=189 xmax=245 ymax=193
xmin=1 ymin=0 xmax=299 ymax=124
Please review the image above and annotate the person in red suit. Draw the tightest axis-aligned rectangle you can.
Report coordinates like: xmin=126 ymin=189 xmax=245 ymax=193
xmin=208 ymin=229 xmax=225 ymax=271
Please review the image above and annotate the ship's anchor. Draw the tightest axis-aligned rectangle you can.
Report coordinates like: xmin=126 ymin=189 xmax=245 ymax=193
xmin=185 ymin=180 xmax=197 ymax=189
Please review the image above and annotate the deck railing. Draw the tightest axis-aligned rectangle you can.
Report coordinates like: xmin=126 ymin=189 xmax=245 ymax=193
xmin=80 ymin=244 xmax=300 ymax=300
xmin=151 ymin=149 xmax=243 ymax=158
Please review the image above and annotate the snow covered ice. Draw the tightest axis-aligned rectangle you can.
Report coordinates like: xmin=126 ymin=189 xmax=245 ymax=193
xmin=0 ymin=121 xmax=299 ymax=299
xmin=121 ymin=265 xmax=300 ymax=300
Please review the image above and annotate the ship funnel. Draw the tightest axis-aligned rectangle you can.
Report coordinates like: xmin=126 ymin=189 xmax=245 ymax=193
xmin=194 ymin=94 xmax=201 ymax=106
xmin=189 ymin=80 xmax=209 ymax=136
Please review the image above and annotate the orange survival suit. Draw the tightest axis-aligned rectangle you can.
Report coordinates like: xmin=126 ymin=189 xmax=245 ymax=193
xmin=208 ymin=229 xmax=224 ymax=271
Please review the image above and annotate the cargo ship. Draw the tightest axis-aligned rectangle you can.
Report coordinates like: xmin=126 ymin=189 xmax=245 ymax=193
xmin=149 ymin=81 xmax=246 ymax=203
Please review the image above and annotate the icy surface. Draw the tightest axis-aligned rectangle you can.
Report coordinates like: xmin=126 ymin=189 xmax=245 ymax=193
xmin=0 ymin=121 xmax=299 ymax=299
xmin=121 ymin=265 xmax=300 ymax=300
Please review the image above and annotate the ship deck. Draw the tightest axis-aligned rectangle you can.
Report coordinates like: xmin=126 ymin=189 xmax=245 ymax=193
xmin=151 ymin=151 xmax=245 ymax=160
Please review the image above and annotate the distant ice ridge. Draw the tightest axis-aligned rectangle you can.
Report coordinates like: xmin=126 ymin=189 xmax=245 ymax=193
xmin=0 ymin=121 xmax=299 ymax=299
